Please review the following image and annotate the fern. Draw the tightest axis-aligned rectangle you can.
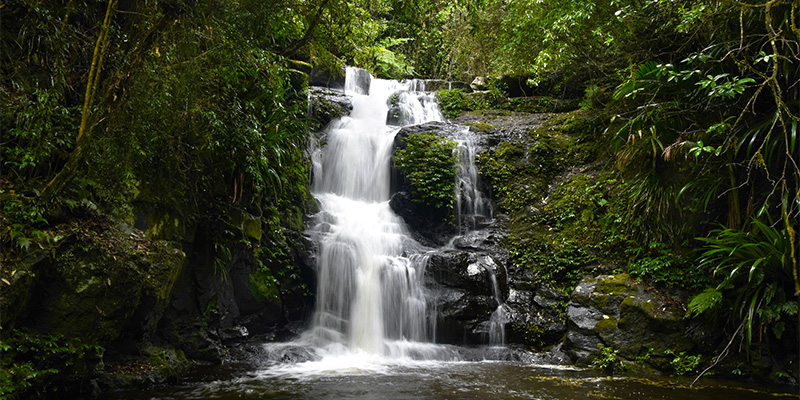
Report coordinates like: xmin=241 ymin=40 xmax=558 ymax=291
xmin=686 ymin=288 xmax=722 ymax=318
xmin=692 ymin=218 xmax=795 ymax=358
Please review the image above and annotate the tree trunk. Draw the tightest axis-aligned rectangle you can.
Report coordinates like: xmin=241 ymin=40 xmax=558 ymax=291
xmin=40 ymin=0 xmax=117 ymax=202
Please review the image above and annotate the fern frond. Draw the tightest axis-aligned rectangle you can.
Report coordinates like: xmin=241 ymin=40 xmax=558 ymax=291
xmin=686 ymin=288 xmax=722 ymax=318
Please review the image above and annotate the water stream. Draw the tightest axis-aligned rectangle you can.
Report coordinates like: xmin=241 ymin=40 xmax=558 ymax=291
xmin=108 ymin=69 xmax=797 ymax=399
xmin=303 ymin=67 xmax=443 ymax=358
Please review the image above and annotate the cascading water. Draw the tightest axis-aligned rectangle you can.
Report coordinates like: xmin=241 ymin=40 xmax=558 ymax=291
xmin=304 ymin=68 xmax=442 ymax=357
xmin=453 ymin=129 xmax=492 ymax=233
xmin=486 ymin=259 xmax=509 ymax=346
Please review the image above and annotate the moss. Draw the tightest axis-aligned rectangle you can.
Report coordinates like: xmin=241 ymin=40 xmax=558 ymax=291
xmin=144 ymin=346 xmax=189 ymax=378
xmin=596 ymin=274 xmax=632 ymax=295
xmin=478 ymin=110 xmax=626 ymax=293
xmin=465 ymin=121 xmax=496 ymax=133
xmin=594 ymin=315 xmax=618 ymax=335
xmin=393 ymin=133 xmax=458 ymax=218
xmin=249 ymin=269 xmax=280 ymax=302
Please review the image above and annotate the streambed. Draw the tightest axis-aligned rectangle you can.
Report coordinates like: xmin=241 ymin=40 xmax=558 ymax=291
xmin=108 ymin=353 xmax=796 ymax=400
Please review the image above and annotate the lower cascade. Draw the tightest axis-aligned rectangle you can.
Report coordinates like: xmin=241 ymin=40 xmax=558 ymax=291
xmin=296 ymin=67 xmax=494 ymax=360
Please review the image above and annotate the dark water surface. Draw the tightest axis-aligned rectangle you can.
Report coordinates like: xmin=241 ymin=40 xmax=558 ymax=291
xmin=109 ymin=357 xmax=797 ymax=400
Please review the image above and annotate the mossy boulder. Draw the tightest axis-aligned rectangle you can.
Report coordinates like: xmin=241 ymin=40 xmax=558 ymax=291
xmin=3 ymin=219 xmax=185 ymax=346
xmin=564 ymin=274 xmax=694 ymax=371
xmin=307 ymin=86 xmax=353 ymax=128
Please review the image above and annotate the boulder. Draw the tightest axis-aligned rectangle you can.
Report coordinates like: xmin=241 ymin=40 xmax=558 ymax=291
xmin=563 ymin=274 xmax=694 ymax=366
xmin=308 ymin=86 xmax=353 ymax=128
xmin=430 ymin=286 xmax=498 ymax=344
xmin=425 ymin=250 xmax=507 ymax=298
xmin=504 ymin=287 xmax=568 ymax=348
xmin=3 ymin=221 xmax=185 ymax=347
xmin=308 ymin=66 xmax=346 ymax=89
xmin=471 ymin=76 xmax=488 ymax=91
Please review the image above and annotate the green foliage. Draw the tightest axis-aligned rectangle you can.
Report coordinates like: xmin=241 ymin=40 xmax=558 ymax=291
xmin=590 ymin=346 xmax=627 ymax=374
xmin=664 ymin=349 xmax=701 ymax=376
xmin=394 ymin=133 xmax=458 ymax=217
xmin=435 ymin=88 xmax=509 ymax=119
xmin=511 ymin=324 xmax=547 ymax=349
xmin=685 ymin=288 xmax=723 ymax=319
xmin=355 ymin=37 xmax=416 ymax=79
xmin=436 ymin=89 xmax=472 ymax=119
xmin=0 ymin=332 xmax=103 ymax=400
xmin=478 ymin=113 xmax=626 ymax=288
xmin=627 ymin=242 xmax=707 ymax=289
xmin=691 ymin=218 xmax=798 ymax=357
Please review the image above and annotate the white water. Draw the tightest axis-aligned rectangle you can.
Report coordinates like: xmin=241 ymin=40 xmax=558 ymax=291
xmin=453 ymin=129 xmax=492 ymax=233
xmin=304 ymin=68 xmax=443 ymax=358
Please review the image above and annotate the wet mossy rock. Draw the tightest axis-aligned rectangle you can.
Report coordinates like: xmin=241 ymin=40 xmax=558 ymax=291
xmin=564 ymin=274 xmax=693 ymax=369
xmin=308 ymin=86 xmax=353 ymax=129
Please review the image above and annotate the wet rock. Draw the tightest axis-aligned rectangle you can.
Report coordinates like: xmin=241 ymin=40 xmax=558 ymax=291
xmin=308 ymin=65 xmax=346 ymax=89
xmin=432 ymin=287 xmax=498 ymax=344
xmin=219 ymin=325 xmax=250 ymax=344
xmin=390 ymin=121 xmax=488 ymax=244
xmin=504 ymin=288 xmax=567 ymax=348
xmin=308 ymin=86 xmax=352 ymax=128
xmin=389 ymin=191 xmax=454 ymax=246
xmin=471 ymin=76 xmax=488 ymax=91
xmin=563 ymin=274 xmax=693 ymax=366
xmin=348 ymin=68 xmax=372 ymax=95
xmin=425 ymin=250 xmax=506 ymax=298
xmin=450 ymin=227 xmax=505 ymax=254
xmin=392 ymin=121 xmax=465 ymax=151
xmin=386 ymin=103 xmax=405 ymax=126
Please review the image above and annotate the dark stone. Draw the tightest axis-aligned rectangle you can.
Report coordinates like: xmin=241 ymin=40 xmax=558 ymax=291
xmin=308 ymin=66 xmax=346 ymax=89
xmin=432 ymin=287 xmax=498 ymax=345
xmin=503 ymin=288 xmax=567 ymax=348
xmin=348 ymin=68 xmax=372 ymax=95
xmin=563 ymin=274 xmax=695 ymax=367
xmin=389 ymin=121 xmax=488 ymax=244
xmin=386 ymin=103 xmax=405 ymax=126
xmin=388 ymin=191 xmax=454 ymax=246
xmin=308 ymin=86 xmax=353 ymax=128
xmin=425 ymin=250 xmax=506 ymax=298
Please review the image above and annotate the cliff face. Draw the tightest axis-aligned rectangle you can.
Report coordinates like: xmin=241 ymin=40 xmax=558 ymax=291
xmin=1 ymin=196 xmax=316 ymax=397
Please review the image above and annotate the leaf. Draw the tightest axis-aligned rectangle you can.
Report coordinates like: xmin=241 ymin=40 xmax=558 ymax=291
xmin=686 ymin=288 xmax=722 ymax=317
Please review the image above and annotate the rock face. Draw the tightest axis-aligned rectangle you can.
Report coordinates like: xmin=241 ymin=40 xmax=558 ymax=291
xmin=308 ymin=86 xmax=353 ymax=128
xmin=504 ymin=286 xmax=568 ymax=348
xmin=1 ymin=219 xmax=185 ymax=346
xmin=308 ymin=66 xmax=346 ymax=89
xmin=424 ymin=245 xmax=508 ymax=345
xmin=389 ymin=121 xmax=468 ymax=245
xmin=563 ymin=274 xmax=693 ymax=366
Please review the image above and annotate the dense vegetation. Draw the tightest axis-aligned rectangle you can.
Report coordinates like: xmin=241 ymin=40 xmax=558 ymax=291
xmin=393 ymin=133 xmax=458 ymax=220
xmin=1 ymin=0 xmax=798 ymax=395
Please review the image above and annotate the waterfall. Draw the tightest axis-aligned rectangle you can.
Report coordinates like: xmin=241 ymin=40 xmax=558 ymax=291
xmin=305 ymin=68 xmax=442 ymax=356
xmin=453 ymin=128 xmax=492 ymax=233
xmin=303 ymin=67 xmax=503 ymax=360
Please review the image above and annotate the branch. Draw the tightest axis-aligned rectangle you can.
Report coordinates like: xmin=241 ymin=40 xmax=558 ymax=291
xmin=40 ymin=0 xmax=118 ymax=202
xmin=282 ymin=0 xmax=332 ymax=56
xmin=691 ymin=319 xmax=745 ymax=386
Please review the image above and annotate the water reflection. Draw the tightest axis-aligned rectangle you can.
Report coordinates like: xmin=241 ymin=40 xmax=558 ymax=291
xmin=109 ymin=359 xmax=796 ymax=400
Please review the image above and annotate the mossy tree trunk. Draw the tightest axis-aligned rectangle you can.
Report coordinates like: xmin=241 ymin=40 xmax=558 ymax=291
xmin=40 ymin=0 xmax=118 ymax=202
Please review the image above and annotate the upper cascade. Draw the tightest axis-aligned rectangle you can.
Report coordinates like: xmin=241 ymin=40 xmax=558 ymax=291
xmin=302 ymin=67 xmax=496 ymax=359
